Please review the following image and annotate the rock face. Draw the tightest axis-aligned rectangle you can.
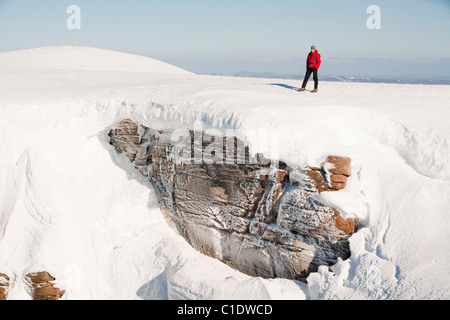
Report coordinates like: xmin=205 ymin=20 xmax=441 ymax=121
xmin=26 ymin=272 xmax=65 ymax=300
xmin=0 ymin=273 xmax=9 ymax=300
xmin=306 ymin=156 xmax=352 ymax=192
xmin=109 ymin=119 xmax=356 ymax=281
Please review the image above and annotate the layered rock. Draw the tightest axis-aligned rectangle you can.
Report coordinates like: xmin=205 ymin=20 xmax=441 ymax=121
xmin=26 ymin=272 xmax=65 ymax=300
xmin=306 ymin=156 xmax=352 ymax=192
xmin=0 ymin=273 xmax=9 ymax=300
xmin=109 ymin=119 xmax=356 ymax=281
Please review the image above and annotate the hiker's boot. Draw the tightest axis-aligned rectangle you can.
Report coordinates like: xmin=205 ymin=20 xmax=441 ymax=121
xmin=298 ymin=87 xmax=306 ymax=92
xmin=312 ymin=88 xmax=318 ymax=93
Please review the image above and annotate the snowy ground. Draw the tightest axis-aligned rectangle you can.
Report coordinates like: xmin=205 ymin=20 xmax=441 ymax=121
xmin=0 ymin=46 xmax=449 ymax=300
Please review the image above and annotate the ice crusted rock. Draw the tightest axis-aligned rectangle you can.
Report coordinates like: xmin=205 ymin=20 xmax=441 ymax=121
xmin=305 ymin=156 xmax=352 ymax=192
xmin=26 ymin=271 xmax=65 ymax=300
xmin=109 ymin=119 xmax=356 ymax=281
xmin=0 ymin=273 xmax=9 ymax=300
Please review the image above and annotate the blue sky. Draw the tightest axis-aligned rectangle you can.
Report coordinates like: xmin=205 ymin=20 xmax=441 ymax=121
xmin=0 ymin=0 xmax=449 ymax=78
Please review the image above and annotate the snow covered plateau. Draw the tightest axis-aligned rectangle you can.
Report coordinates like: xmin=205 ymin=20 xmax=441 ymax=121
xmin=0 ymin=46 xmax=449 ymax=300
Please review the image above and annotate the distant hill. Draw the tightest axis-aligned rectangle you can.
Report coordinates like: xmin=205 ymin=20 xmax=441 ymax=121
xmin=0 ymin=46 xmax=191 ymax=75
xmin=203 ymin=72 xmax=450 ymax=85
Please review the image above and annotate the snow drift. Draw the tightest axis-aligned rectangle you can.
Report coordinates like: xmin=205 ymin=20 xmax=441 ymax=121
xmin=0 ymin=46 xmax=449 ymax=300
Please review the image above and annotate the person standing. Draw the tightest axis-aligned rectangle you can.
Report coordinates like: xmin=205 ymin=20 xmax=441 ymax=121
xmin=299 ymin=45 xmax=321 ymax=93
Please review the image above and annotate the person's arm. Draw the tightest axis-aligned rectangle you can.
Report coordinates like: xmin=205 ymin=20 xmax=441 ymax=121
xmin=316 ymin=54 xmax=321 ymax=70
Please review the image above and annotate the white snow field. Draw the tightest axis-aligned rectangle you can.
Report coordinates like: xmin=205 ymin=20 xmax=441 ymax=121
xmin=0 ymin=46 xmax=449 ymax=300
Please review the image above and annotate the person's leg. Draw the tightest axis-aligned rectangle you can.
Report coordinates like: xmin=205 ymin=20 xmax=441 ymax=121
xmin=312 ymin=68 xmax=318 ymax=89
xmin=301 ymin=67 xmax=312 ymax=89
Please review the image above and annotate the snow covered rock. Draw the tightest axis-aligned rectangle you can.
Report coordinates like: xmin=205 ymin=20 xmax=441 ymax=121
xmin=26 ymin=271 xmax=65 ymax=300
xmin=304 ymin=156 xmax=352 ymax=192
xmin=109 ymin=119 xmax=356 ymax=281
xmin=0 ymin=273 xmax=9 ymax=300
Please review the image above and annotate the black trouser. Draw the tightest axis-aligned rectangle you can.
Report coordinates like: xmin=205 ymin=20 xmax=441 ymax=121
xmin=301 ymin=67 xmax=318 ymax=89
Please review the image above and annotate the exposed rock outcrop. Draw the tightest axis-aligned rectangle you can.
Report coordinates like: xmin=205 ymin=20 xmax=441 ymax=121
xmin=305 ymin=156 xmax=352 ymax=192
xmin=26 ymin=271 xmax=65 ymax=300
xmin=0 ymin=273 xmax=9 ymax=300
xmin=109 ymin=119 xmax=356 ymax=281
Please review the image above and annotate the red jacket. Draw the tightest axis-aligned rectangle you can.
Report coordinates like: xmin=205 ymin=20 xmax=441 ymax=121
xmin=306 ymin=51 xmax=321 ymax=70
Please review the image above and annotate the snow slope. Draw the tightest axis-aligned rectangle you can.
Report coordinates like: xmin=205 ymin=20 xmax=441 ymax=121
xmin=0 ymin=46 xmax=449 ymax=300
xmin=0 ymin=46 xmax=191 ymax=74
